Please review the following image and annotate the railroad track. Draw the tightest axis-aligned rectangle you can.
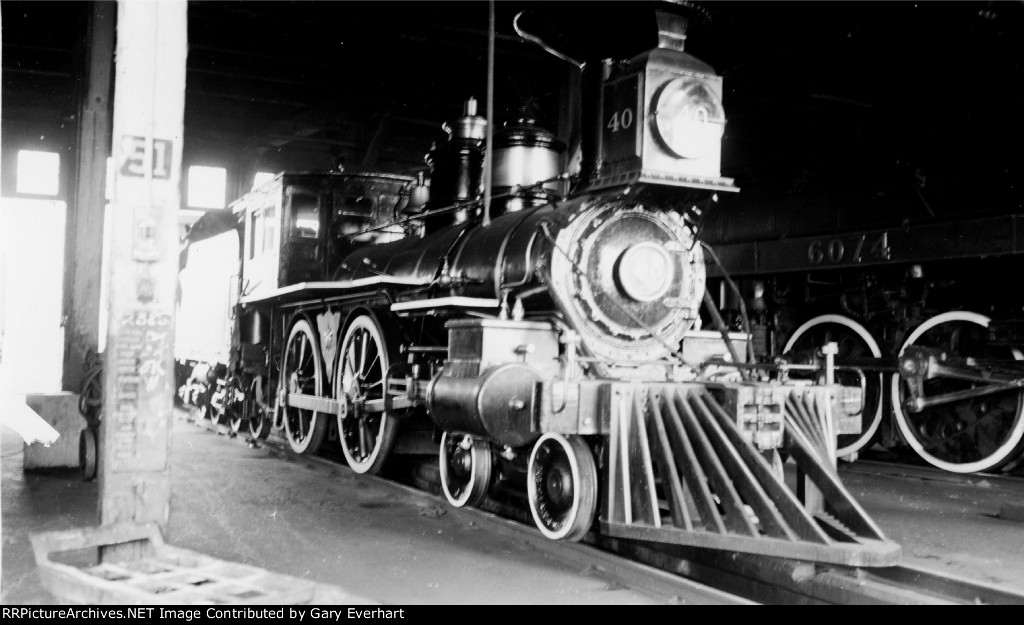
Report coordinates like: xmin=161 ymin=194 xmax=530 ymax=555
xmin=185 ymin=412 xmax=1024 ymax=605
xmin=181 ymin=412 xmax=749 ymax=605
xmin=840 ymin=459 xmax=1024 ymax=491
xmin=596 ymin=538 xmax=1024 ymax=605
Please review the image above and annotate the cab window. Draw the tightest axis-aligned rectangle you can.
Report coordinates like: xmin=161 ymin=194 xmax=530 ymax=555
xmin=290 ymin=192 xmax=319 ymax=238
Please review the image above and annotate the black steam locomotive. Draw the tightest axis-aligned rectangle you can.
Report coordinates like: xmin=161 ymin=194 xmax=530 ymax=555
xmin=698 ymin=3 xmax=1024 ymax=476
xmin=180 ymin=4 xmax=899 ymax=565
xmin=702 ymin=188 xmax=1024 ymax=475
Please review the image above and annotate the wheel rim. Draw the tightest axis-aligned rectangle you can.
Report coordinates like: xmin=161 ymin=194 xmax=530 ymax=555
xmin=246 ymin=376 xmax=271 ymax=440
xmin=283 ymin=319 xmax=325 ymax=454
xmin=209 ymin=389 xmax=225 ymax=424
xmin=79 ymin=429 xmax=97 ymax=481
xmin=784 ymin=314 xmax=884 ymax=458
xmin=335 ymin=314 xmax=399 ymax=474
xmin=226 ymin=377 xmax=243 ymax=433
xmin=890 ymin=311 xmax=1024 ymax=473
xmin=196 ymin=384 xmax=213 ymax=422
xmin=440 ymin=432 xmax=492 ymax=508
xmin=527 ymin=433 xmax=598 ymax=541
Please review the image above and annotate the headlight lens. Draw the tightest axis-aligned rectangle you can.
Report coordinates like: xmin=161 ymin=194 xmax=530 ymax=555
xmin=653 ymin=77 xmax=725 ymax=159
xmin=616 ymin=242 xmax=675 ymax=302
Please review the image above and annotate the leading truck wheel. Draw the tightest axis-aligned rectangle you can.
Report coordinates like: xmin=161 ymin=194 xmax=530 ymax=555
xmin=282 ymin=318 xmax=327 ymax=454
xmin=891 ymin=311 xmax=1024 ymax=473
xmin=440 ymin=432 xmax=493 ymax=508
xmin=527 ymin=434 xmax=598 ymax=541
xmin=784 ymin=314 xmax=885 ymax=459
xmin=334 ymin=313 xmax=400 ymax=475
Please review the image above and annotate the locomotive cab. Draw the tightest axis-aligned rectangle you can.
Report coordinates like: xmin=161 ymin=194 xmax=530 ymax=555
xmin=234 ymin=172 xmax=414 ymax=304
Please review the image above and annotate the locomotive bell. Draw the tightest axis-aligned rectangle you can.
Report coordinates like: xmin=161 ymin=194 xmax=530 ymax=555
xmin=397 ymin=171 xmax=430 ymax=216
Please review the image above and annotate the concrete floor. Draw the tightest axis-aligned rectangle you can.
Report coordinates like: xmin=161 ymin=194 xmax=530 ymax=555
xmin=837 ymin=463 xmax=1024 ymax=593
xmin=3 ymin=414 xmax=1024 ymax=604
xmin=1 ymin=418 xmax=702 ymax=605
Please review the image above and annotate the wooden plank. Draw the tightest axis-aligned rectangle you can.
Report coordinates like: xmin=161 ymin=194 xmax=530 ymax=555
xmin=628 ymin=391 xmax=661 ymax=526
xmin=662 ymin=389 xmax=726 ymax=532
xmin=647 ymin=391 xmax=692 ymax=529
xmin=675 ymin=393 xmax=759 ymax=536
xmin=62 ymin=1 xmax=115 ymax=392
xmin=606 ymin=386 xmax=632 ymax=524
xmin=699 ymin=392 xmax=831 ymax=543
xmin=100 ymin=0 xmax=188 ymax=559
xmin=690 ymin=392 xmax=799 ymax=541
xmin=600 ymin=521 xmax=901 ymax=568
xmin=787 ymin=395 xmax=829 ymax=458
xmin=785 ymin=422 xmax=888 ymax=540
xmin=31 ymin=523 xmax=375 ymax=605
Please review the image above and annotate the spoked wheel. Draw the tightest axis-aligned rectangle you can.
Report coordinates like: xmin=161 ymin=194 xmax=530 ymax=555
xmin=79 ymin=429 xmax=98 ymax=481
xmin=891 ymin=311 xmax=1024 ymax=473
xmin=208 ymin=385 xmax=226 ymax=426
xmin=439 ymin=431 xmax=493 ymax=508
xmin=282 ymin=318 xmax=327 ymax=454
xmin=196 ymin=384 xmax=214 ymax=423
xmin=225 ymin=376 xmax=244 ymax=434
xmin=334 ymin=313 xmax=400 ymax=475
xmin=784 ymin=314 xmax=885 ymax=459
xmin=246 ymin=376 xmax=273 ymax=440
xmin=527 ymin=433 xmax=598 ymax=541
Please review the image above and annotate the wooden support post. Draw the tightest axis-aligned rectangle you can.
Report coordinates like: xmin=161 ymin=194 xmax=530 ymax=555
xmin=1 ymin=0 xmax=4 ymax=583
xmin=100 ymin=0 xmax=188 ymax=557
xmin=62 ymin=1 xmax=115 ymax=393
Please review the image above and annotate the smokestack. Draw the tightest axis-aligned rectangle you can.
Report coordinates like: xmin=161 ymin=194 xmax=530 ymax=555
xmin=655 ymin=9 xmax=689 ymax=51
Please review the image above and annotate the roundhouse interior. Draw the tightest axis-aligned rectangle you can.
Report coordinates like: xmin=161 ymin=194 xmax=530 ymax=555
xmin=2 ymin=0 xmax=1023 ymax=606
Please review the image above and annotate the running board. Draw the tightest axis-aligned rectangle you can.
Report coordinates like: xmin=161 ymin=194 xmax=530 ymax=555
xmin=601 ymin=384 xmax=901 ymax=567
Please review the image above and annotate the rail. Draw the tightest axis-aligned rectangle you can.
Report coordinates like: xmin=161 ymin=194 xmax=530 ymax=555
xmin=186 ymin=410 xmax=1024 ymax=605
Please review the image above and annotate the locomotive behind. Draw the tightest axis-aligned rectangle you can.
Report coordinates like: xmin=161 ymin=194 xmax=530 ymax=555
xmin=701 ymin=190 xmax=1024 ymax=475
xmin=697 ymin=1 xmax=1024 ymax=476
xmin=179 ymin=3 xmax=900 ymax=566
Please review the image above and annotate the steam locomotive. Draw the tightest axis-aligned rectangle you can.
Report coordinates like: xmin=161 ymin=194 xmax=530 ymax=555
xmin=698 ymin=4 xmax=1024 ymax=476
xmin=701 ymin=189 xmax=1024 ymax=475
xmin=177 ymin=3 xmax=899 ymax=566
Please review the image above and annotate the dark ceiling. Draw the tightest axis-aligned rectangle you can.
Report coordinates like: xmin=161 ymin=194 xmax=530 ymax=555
xmin=3 ymin=1 xmax=1022 ymax=210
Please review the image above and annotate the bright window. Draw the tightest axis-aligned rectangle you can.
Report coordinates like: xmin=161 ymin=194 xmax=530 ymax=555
xmin=253 ymin=172 xmax=275 ymax=190
xmin=16 ymin=150 xmax=60 ymax=196
xmin=187 ymin=165 xmax=227 ymax=209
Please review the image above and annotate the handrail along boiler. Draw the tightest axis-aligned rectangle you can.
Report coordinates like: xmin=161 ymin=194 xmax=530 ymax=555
xmin=211 ymin=4 xmax=900 ymax=566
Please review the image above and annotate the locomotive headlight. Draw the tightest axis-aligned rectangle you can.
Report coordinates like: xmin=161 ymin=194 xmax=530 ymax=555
xmin=653 ymin=77 xmax=725 ymax=159
xmin=616 ymin=242 xmax=675 ymax=302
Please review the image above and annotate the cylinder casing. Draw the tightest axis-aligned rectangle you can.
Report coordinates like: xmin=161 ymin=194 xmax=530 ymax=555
xmin=427 ymin=363 xmax=543 ymax=448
